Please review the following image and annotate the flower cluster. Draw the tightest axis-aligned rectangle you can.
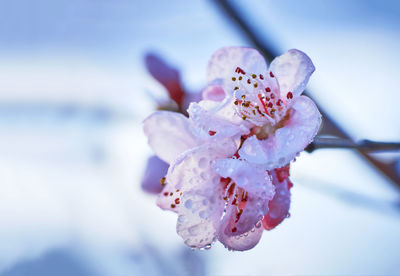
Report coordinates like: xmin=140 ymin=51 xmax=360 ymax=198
xmin=143 ymin=47 xmax=321 ymax=251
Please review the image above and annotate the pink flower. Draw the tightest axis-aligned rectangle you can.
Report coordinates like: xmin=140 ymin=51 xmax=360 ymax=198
xmin=143 ymin=102 xmax=275 ymax=250
xmin=143 ymin=47 xmax=321 ymax=251
xmin=207 ymin=47 xmax=322 ymax=170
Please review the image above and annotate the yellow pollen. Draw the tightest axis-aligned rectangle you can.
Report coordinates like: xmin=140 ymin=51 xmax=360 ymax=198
xmin=232 ymin=77 xmax=236 ymax=81
xmin=251 ymin=74 xmax=257 ymax=79
xmin=238 ymin=76 xmax=243 ymax=80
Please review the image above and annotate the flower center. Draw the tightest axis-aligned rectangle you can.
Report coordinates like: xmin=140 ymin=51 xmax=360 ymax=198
xmin=232 ymin=67 xmax=293 ymax=128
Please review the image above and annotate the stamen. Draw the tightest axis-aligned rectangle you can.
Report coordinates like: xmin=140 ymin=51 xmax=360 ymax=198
xmin=269 ymin=71 xmax=274 ymax=78
xmin=287 ymin=92 xmax=293 ymax=99
xmin=160 ymin=177 xmax=166 ymax=186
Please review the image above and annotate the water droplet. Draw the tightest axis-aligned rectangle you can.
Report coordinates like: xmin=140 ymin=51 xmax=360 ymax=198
xmin=178 ymin=215 xmax=186 ymax=223
xmin=204 ymin=244 xmax=212 ymax=250
xmin=198 ymin=157 xmax=208 ymax=168
xmin=200 ymin=172 xmax=207 ymax=180
xmin=199 ymin=210 xmax=209 ymax=219
xmin=251 ymin=228 xmax=256 ymax=232
xmin=286 ymin=212 xmax=291 ymax=218
xmin=185 ymin=199 xmax=193 ymax=209
xmin=255 ymin=221 xmax=262 ymax=228
xmin=188 ymin=225 xmax=201 ymax=236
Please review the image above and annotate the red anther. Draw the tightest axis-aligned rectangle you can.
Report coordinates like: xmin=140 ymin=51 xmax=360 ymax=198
xmin=266 ymin=97 xmax=270 ymax=101
xmin=259 ymin=74 xmax=264 ymax=80
xmin=270 ymin=94 xmax=275 ymax=99
xmin=231 ymin=198 xmax=237 ymax=205
xmin=269 ymin=71 xmax=274 ymax=78
xmin=287 ymin=92 xmax=293 ymax=99
xmin=265 ymin=87 xmax=271 ymax=92
xmin=277 ymin=99 xmax=282 ymax=106
xmin=163 ymin=192 xmax=169 ymax=197
xmin=267 ymin=102 xmax=273 ymax=108
xmin=208 ymin=130 xmax=216 ymax=136
xmin=232 ymin=227 xmax=237 ymax=233
xmin=174 ymin=198 xmax=180 ymax=204
xmin=247 ymin=79 xmax=251 ymax=84
xmin=235 ymin=209 xmax=243 ymax=222
xmin=235 ymin=67 xmax=245 ymax=74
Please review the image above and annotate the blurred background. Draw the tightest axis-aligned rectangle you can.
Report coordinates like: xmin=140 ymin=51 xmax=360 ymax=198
xmin=0 ymin=0 xmax=399 ymax=275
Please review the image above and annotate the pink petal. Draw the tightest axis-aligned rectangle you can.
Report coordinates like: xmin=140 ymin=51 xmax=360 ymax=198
xmin=167 ymin=140 xmax=237 ymax=249
xmin=145 ymin=53 xmax=185 ymax=107
xmin=212 ymin=158 xmax=274 ymax=235
xmin=239 ymin=96 xmax=321 ymax=169
xmin=141 ymin=155 xmax=169 ymax=194
xmin=207 ymin=47 xmax=267 ymax=94
xmin=143 ymin=111 xmax=197 ymax=164
xmin=263 ymin=166 xmax=292 ymax=230
xmin=217 ymin=220 xmax=264 ymax=251
xmin=202 ymin=85 xmax=226 ymax=102
xmin=269 ymin=49 xmax=315 ymax=98
xmin=188 ymin=101 xmax=249 ymax=140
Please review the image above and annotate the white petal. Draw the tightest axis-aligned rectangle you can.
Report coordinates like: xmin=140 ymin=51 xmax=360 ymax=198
xmin=239 ymin=96 xmax=321 ymax=169
xmin=207 ymin=47 xmax=267 ymax=94
xmin=167 ymin=140 xmax=237 ymax=249
xmin=141 ymin=155 xmax=169 ymax=194
xmin=212 ymin=158 xmax=274 ymax=235
xmin=218 ymin=221 xmax=264 ymax=251
xmin=143 ymin=111 xmax=197 ymax=164
xmin=270 ymin=49 xmax=315 ymax=97
xmin=188 ymin=101 xmax=249 ymax=140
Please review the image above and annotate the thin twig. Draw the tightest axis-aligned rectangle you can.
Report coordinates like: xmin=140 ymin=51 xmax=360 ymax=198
xmin=306 ymin=137 xmax=400 ymax=153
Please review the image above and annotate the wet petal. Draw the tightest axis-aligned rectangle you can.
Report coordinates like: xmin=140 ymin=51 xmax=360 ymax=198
xmin=239 ymin=96 xmax=321 ymax=169
xmin=270 ymin=49 xmax=315 ymax=97
xmin=218 ymin=221 xmax=264 ymax=251
xmin=212 ymin=158 xmax=274 ymax=235
xmin=263 ymin=167 xmax=292 ymax=230
xmin=167 ymin=140 xmax=237 ymax=249
xmin=188 ymin=101 xmax=249 ymax=140
xmin=141 ymin=156 xmax=169 ymax=194
xmin=207 ymin=47 xmax=267 ymax=94
xmin=143 ymin=111 xmax=198 ymax=164
xmin=202 ymin=85 xmax=226 ymax=102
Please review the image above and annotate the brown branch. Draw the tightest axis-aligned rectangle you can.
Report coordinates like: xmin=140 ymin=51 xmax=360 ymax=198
xmin=306 ymin=137 xmax=400 ymax=153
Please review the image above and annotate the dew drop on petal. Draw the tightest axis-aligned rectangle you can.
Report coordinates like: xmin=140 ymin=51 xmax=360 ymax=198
xmin=199 ymin=210 xmax=209 ymax=219
xmin=188 ymin=225 xmax=201 ymax=236
xmin=178 ymin=215 xmax=186 ymax=223
xmin=200 ymin=172 xmax=207 ymax=180
xmin=185 ymin=199 xmax=193 ymax=209
xmin=198 ymin=157 xmax=208 ymax=168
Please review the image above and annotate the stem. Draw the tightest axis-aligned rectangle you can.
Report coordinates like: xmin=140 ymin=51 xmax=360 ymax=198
xmin=306 ymin=137 xmax=400 ymax=153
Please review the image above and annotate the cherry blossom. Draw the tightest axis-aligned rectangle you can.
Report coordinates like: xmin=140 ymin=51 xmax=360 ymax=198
xmin=142 ymin=47 xmax=321 ymax=251
xmin=207 ymin=47 xmax=322 ymax=170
